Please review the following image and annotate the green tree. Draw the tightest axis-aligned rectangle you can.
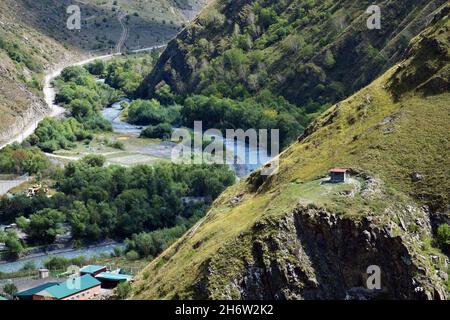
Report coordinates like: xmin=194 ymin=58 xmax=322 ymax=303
xmin=15 ymin=216 xmax=29 ymax=230
xmin=127 ymin=99 xmax=170 ymax=125
xmin=323 ymin=49 xmax=336 ymax=68
xmin=82 ymin=155 xmax=106 ymax=167
xmin=140 ymin=123 xmax=173 ymax=140
xmin=2 ymin=283 xmax=18 ymax=298
xmin=86 ymin=60 xmax=106 ymax=76
xmin=115 ymin=282 xmax=132 ymax=299
xmin=28 ymin=209 xmax=65 ymax=245
xmin=437 ymin=224 xmax=450 ymax=253
xmin=125 ymin=250 xmax=140 ymax=261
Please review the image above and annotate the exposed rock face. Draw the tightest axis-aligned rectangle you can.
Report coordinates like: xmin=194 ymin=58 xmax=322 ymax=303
xmin=200 ymin=206 xmax=447 ymax=300
xmin=0 ymin=82 xmax=49 ymax=144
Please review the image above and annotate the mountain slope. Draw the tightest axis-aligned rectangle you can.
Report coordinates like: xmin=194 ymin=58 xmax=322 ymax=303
xmin=0 ymin=0 xmax=209 ymax=145
xmin=15 ymin=0 xmax=209 ymax=53
xmin=140 ymin=0 xmax=447 ymax=111
xmin=0 ymin=0 xmax=74 ymax=145
xmin=131 ymin=7 xmax=450 ymax=300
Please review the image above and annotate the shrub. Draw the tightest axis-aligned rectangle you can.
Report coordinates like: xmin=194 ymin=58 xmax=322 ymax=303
xmin=436 ymin=224 xmax=450 ymax=252
xmin=108 ymin=140 xmax=125 ymax=150
xmin=125 ymin=250 xmax=140 ymax=261
xmin=85 ymin=60 xmax=106 ymax=76
xmin=0 ymin=144 xmax=50 ymax=174
xmin=21 ymin=261 xmax=36 ymax=271
xmin=82 ymin=155 xmax=106 ymax=167
xmin=127 ymin=99 xmax=167 ymax=125
xmin=140 ymin=123 xmax=173 ymax=140
xmin=115 ymin=282 xmax=132 ymax=299
xmin=43 ymin=256 xmax=87 ymax=271
xmin=112 ymin=246 xmax=123 ymax=257
xmin=2 ymin=283 xmax=17 ymax=297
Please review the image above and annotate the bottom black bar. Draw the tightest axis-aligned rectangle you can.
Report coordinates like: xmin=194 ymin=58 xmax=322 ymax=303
xmin=1 ymin=300 xmax=446 ymax=319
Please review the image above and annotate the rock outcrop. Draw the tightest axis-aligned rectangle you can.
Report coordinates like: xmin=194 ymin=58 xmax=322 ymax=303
xmin=201 ymin=206 xmax=447 ymax=300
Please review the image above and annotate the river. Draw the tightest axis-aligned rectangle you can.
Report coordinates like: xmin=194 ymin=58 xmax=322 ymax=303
xmin=102 ymin=99 xmax=144 ymax=136
xmin=101 ymin=99 xmax=273 ymax=178
xmin=0 ymin=243 xmax=123 ymax=273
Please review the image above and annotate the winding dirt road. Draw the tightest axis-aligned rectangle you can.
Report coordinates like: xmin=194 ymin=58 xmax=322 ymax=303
xmin=0 ymin=45 xmax=165 ymax=150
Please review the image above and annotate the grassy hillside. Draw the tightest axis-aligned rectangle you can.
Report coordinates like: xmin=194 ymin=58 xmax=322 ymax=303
xmin=131 ymin=7 xmax=450 ymax=300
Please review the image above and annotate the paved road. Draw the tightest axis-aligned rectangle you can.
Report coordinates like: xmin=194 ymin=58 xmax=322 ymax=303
xmin=0 ymin=175 xmax=29 ymax=196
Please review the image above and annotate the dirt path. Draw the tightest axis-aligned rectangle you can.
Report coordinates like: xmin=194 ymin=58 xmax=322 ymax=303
xmin=0 ymin=54 xmax=115 ymax=150
xmin=116 ymin=12 xmax=129 ymax=54
xmin=0 ymin=44 xmax=166 ymax=151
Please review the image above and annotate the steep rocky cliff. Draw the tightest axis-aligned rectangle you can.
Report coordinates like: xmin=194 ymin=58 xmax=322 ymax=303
xmin=131 ymin=6 xmax=450 ymax=299
xmin=198 ymin=204 xmax=446 ymax=300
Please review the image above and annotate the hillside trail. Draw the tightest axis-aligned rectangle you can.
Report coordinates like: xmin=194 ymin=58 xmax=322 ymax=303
xmin=116 ymin=12 xmax=129 ymax=54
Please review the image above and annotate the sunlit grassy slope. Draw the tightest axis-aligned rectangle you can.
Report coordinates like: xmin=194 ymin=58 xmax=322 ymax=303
xmin=131 ymin=9 xmax=449 ymax=299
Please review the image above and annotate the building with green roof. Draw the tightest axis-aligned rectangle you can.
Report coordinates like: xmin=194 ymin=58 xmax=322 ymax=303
xmin=33 ymin=275 xmax=101 ymax=300
xmin=14 ymin=282 xmax=61 ymax=300
xmin=0 ymin=295 xmax=8 ymax=300
xmin=95 ymin=272 xmax=133 ymax=289
xmin=79 ymin=265 xmax=107 ymax=276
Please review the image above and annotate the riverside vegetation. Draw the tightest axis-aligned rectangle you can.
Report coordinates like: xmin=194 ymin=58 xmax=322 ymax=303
xmin=0 ymin=53 xmax=236 ymax=262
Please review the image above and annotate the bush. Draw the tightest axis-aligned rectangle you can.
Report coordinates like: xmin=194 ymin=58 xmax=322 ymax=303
xmin=0 ymin=38 xmax=42 ymax=72
xmin=125 ymin=250 xmax=140 ymax=261
xmin=2 ymin=283 xmax=18 ymax=297
xmin=127 ymin=99 xmax=168 ymax=125
xmin=125 ymin=225 xmax=189 ymax=259
xmin=0 ymin=144 xmax=50 ymax=174
xmin=436 ymin=224 xmax=450 ymax=253
xmin=115 ymin=282 xmax=132 ymax=299
xmin=0 ymin=231 xmax=25 ymax=259
xmin=85 ymin=60 xmax=106 ymax=76
xmin=31 ymin=118 xmax=88 ymax=152
xmin=43 ymin=256 xmax=87 ymax=271
xmin=140 ymin=123 xmax=173 ymax=140
xmin=112 ymin=246 xmax=123 ymax=257
xmin=21 ymin=261 xmax=36 ymax=271
xmin=109 ymin=140 xmax=125 ymax=150
xmin=82 ymin=155 xmax=106 ymax=167
xmin=27 ymin=209 xmax=65 ymax=245
xmin=44 ymin=256 xmax=68 ymax=270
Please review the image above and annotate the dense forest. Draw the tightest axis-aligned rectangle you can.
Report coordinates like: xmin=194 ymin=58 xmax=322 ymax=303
xmin=0 ymin=156 xmax=235 ymax=259
xmin=0 ymin=51 xmax=242 ymax=261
